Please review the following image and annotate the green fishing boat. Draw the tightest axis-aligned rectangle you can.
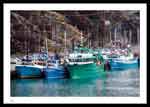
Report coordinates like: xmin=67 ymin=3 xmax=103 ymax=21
xmin=66 ymin=47 xmax=105 ymax=79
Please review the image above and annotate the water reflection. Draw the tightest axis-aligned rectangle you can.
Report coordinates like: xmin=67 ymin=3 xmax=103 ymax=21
xmin=11 ymin=68 xmax=139 ymax=96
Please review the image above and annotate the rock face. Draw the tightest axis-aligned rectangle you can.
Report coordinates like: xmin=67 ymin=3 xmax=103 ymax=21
xmin=11 ymin=11 xmax=140 ymax=55
xmin=11 ymin=11 xmax=82 ymax=54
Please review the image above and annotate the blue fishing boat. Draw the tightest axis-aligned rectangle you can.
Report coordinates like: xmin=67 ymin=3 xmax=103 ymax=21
xmin=101 ymin=40 xmax=139 ymax=70
xmin=15 ymin=52 xmax=47 ymax=78
xmin=16 ymin=65 xmax=44 ymax=78
xmin=109 ymin=58 xmax=138 ymax=70
xmin=43 ymin=38 xmax=68 ymax=79
xmin=43 ymin=60 xmax=67 ymax=79
xmin=103 ymin=50 xmax=139 ymax=70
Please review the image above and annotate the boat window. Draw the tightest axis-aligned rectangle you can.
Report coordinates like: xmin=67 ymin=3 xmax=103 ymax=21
xmin=77 ymin=55 xmax=82 ymax=58
xmin=69 ymin=57 xmax=94 ymax=62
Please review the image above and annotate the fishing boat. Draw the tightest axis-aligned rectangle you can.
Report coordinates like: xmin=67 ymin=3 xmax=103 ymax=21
xmin=66 ymin=46 xmax=105 ymax=79
xmin=110 ymin=58 xmax=138 ymax=70
xmin=109 ymin=52 xmax=139 ymax=70
xmin=101 ymin=48 xmax=139 ymax=70
xmin=101 ymin=40 xmax=139 ymax=70
xmin=43 ymin=59 xmax=67 ymax=79
xmin=15 ymin=54 xmax=46 ymax=78
xmin=42 ymin=38 xmax=68 ymax=79
xmin=15 ymin=64 xmax=44 ymax=78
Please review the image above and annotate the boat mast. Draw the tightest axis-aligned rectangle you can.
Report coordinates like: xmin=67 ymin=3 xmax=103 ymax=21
xmin=114 ymin=27 xmax=117 ymax=41
xmin=26 ymin=26 xmax=30 ymax=62
xmin=45 ymin=38 xmax=48 ymax=67
xmin=65 ymin=30 xmax=66 ymax=53
xmin=80 ymin=31 xmax=83 ymax=47
xmin=64 ymin=30 xmax=67 ymax=59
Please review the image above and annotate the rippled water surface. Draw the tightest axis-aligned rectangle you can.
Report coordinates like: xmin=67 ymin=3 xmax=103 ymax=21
xmin=11 ymin=68 xmax=140 ymax=96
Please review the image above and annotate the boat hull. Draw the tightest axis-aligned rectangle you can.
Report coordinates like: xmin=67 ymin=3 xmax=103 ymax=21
xmin=15 ymin=65 xmax=43 ymax=78
xmin=43 ymin=66 xmax=67 ymax=79
xmin=110 ymin=59 xmax=139 ymax=70
xmin=67 ymin=63 xmax=105 ymax=79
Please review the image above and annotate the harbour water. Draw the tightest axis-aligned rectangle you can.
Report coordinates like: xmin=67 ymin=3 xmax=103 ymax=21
xmin=11 ymin=68 xmax=139 ymax=96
